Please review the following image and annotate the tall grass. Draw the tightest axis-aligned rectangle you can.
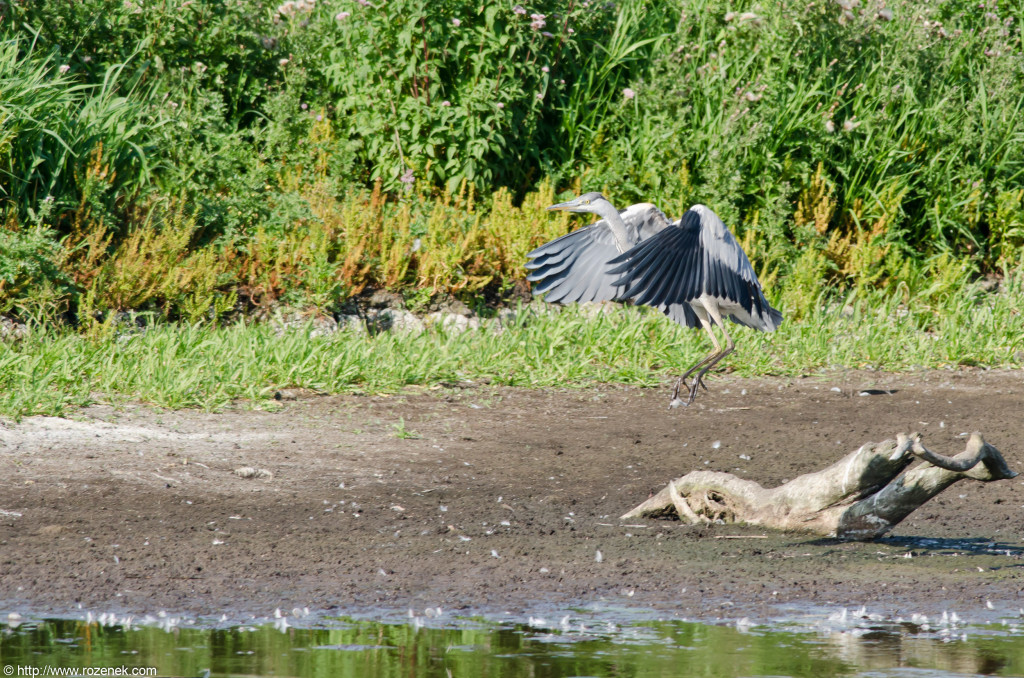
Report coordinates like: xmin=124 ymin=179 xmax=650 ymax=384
xmin=0 ymin=37 xmax=165 ymax=225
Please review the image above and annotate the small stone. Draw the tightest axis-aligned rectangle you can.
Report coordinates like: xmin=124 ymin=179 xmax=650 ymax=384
xmin=234 ymin=467 xmax=273 ymax=480
xmin=371 ymin=309 xmax=425 ymax=334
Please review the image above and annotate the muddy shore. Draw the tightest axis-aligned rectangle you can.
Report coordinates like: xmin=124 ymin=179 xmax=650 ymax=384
xmin=1 ymin=370 xmax=1022 ymax=624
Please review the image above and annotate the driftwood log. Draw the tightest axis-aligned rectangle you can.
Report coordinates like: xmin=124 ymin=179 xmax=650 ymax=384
xmin=622 ymin=433 xmax=1017 ymax=540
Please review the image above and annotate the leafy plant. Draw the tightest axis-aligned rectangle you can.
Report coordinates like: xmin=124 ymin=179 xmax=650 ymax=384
xmin=0 ymin=38 xmax=167 ymax=230
xmin=316 ymin=0 xmax=669 ymax=194
xmin=0 ymin=222 xmax=70 ymax=318
xmin=391 ymin=417 xmax=421 ymax=439
xmin=2 ymin=0 xmax=1024 ymax=325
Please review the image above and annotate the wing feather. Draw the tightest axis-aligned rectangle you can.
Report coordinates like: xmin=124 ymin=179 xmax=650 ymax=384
xmin=609 ymin=210 xmax=704 ymax=307
xmin=615 ymin=247 xmax=676 ymax=301
xmin=563 ymin=253 xmax=611 ymax=304
xmin=524 ymin=224 xmax=619 ymax=304
xmin=692 ymin=205 xmax=782 ymax=330
xmin=627 ymin=203 xmax=674 ymax=240
xmin=640 ymin=245 xmax=685 ymax=308
xmin=606 ymin=236 xmax=663 ymax=278
xmin=664 ymin=302 xmax=701 ymax=328
xmin=525 ymin=203 xmax=674 ymax=306
xmin=525 ymin=228 xmax=583 ymax=261
xmin=526 ymin=252 xmax=576 ymax=282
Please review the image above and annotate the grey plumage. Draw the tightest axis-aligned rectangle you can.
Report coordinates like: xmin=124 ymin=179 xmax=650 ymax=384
xmin=525 ymin=192 xmax=782 ymax=408
xmin=526 ymin=198 xmax=671 ymax=305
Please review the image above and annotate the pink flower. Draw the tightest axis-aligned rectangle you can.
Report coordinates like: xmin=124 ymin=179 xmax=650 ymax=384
xmin=541 ymin=65 xmax=550 ymax=73
xmin=451 ymin=17 xmax=461 ymax=26
xmin=622 ymin=87 xmax=635 ymax=100
xmin=400 ymin=169 xmax=415 ymax=184
xmin=441 ymin=100 xmax=451 ymax=106
xmin=336 ymin=11 xmax=350 ymax=20
xmin=58 ymin=64 xmax=71 ymax=74
xmin=530 ymin=12 xmax=546 ymax=29
xmin=512 ymin=4 xmax=526 ymax=14
xmin=497 ymin=102 xmax=505 ymax=109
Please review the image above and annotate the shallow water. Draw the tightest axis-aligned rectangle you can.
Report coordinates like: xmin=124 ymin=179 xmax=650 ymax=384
xmin=2 ymin=610 xmax=1024 ymax=678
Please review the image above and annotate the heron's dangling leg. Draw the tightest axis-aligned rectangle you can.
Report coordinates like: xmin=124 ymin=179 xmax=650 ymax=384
xmin=686 ymin=302 xmax=735 ymax=404
xmin=670 ymin=314 xmax=721 ymax=409
xmin=672 ymin=348 xmax=718 ymax=403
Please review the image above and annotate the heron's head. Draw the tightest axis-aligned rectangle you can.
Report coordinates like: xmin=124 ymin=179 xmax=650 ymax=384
xmin=546 ymin=192 xmax=610 ymax=215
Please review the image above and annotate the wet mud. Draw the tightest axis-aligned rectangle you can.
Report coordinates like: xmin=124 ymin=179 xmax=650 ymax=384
xmin=1 ymin=370 xmax=1022 ymax=623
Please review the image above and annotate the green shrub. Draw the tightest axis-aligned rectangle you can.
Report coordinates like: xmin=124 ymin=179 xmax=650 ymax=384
xmin=2 ymin=0 xmax=1024 ymax=323
xmin=0 ymin=223 xmax=70 ymax=319
xmin=313 ymin=0 xmax=672 ymax=194
xmin=585 ymin=0 xmax=1024 ymax=280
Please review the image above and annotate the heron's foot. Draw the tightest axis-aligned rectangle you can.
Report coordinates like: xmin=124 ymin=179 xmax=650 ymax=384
xmin=672 ymin=376 xmax=700 ymax=397
xmin=670 ymin=374 xmax=707 ymax=409
xmin=687 ymin=379 xmax=701 ymax=406
xmin=678 ymin=376 xmax=709 ymax=395
xmin=671 ymin=376 xmax=685 ymax=402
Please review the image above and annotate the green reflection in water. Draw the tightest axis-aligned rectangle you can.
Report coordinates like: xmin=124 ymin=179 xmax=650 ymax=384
xmin=2 ymin=616 xmax=1023 ymax=678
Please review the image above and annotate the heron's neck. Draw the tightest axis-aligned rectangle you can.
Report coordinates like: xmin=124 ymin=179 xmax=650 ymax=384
xmin=593 ymin=202 xmax=634 ymax=253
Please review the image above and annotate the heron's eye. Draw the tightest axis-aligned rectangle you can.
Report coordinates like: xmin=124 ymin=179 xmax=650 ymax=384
xmin=583 ymin=199 xmax=590 ymax=204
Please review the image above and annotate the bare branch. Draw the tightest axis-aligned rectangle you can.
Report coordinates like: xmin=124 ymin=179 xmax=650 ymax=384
xmin=623 ymin=433 xmax=1017 ymax=541
xmin=668 ymin=479 xmax=707 ymax=524
xmin=910 ymin=432 xmax=1018 ymax=479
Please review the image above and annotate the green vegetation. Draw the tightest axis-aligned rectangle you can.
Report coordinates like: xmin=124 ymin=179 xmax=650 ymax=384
xmin=1 ymin=0 xmax=1022 ymax=415
xmin=2 ymin=270 xmax=1022 ymax=418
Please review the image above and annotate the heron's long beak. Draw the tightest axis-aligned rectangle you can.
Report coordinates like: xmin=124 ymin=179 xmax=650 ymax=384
xmin=547 ymin=200 xmax=579 ymax=212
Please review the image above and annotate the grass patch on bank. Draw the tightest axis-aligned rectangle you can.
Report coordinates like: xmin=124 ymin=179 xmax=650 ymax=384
xmin=2 ymin=276 xmax=1022 ymax=420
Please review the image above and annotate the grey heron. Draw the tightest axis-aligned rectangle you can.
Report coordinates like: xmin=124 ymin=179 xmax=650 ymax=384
xmin=525 ymin=192 xmax=782 ymax=408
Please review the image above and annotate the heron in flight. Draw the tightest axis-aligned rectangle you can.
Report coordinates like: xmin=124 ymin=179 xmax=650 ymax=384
xmin=525 ymin=192 xmax=782 ymax=408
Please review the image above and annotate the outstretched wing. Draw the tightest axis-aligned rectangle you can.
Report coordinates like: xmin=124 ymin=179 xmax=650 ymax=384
xmin=525 ymin=222 xmax=621 ymax=304
xmin=606 ymin=208 xmax=704 ymax=321
xmin=694 ymin=205 xmax=782 ymax=330
xmin=525 ymin=203 xmax=671 ymax=304
xmin=608 ymin=205 xmax=782 ymax=331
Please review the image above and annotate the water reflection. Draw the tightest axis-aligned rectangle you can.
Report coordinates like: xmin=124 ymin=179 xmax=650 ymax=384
xmin=1 ymin=613 xmax=1023 ymax=678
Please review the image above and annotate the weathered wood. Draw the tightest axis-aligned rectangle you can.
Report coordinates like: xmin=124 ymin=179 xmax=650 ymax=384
xmin=622 ymin=433 xmax=1017 ymax=540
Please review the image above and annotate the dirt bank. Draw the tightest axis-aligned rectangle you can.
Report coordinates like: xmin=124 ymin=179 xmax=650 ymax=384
xmin=1 ymin=370 xmax=1022 ymax=624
